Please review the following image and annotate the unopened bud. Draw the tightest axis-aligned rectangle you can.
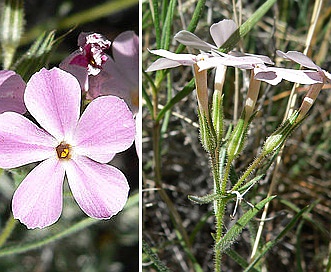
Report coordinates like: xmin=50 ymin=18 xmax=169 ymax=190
xmin=262 ymin=111 xmax=300 ymax=156
xmin=0 ymin=0 xmax=24 ymax=69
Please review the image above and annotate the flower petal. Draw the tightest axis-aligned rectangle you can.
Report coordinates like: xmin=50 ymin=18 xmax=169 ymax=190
xmin=276 ymin=50 xmax=319 ymax=70
xmin=111 ymin=31 xmax=139 ymax=84
xmin=135 ymin=111 xmax=141 ymax=158
xmin=12 ymin=157 xmax=65 ymax=229
xmin=24 ymin=68 xmax=81 ymax=141
xmin=197 ymin=54 xmax=264 ymax=71
xmin=73 ymin=95 xmax=135 ymax=163
xmin=65 ymin=156 xmax=129 ymax=219
xmin=59 ymin=50 xmax=89 ymax=92
xmin=0 ymin=70 xmax=26 ymax=114
xmin=0 ymin=112 xmax=57 ymax=168
xmin=210 ymin=19 xmax=237 ymax=48
xmin=89 ymin=31 xmax=139 ymax=113
xmin=145 ymin=58 xmax=182 ymax=72
xmin=148 ymin=49 xmax=197 ymax=65
xmin=174 ymin=30 xmax=216 ymax=51
xmin=255 ymin=66 xmax=323 ymax=85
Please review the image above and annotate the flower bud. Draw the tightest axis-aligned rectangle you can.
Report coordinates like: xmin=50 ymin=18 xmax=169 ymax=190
xmin=261 ymin=111 xmax=301 ymax=156
xmin=0 ymin=0 xmax=24 ymax=69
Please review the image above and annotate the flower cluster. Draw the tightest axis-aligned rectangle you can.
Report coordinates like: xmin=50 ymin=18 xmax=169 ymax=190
xmin=146 ymin=19 xmax=330 ymax=120
xmin=148 ymin=20 xmax=330 ymax=82
xmin=0 ymin=30 xmax=138 ymax=229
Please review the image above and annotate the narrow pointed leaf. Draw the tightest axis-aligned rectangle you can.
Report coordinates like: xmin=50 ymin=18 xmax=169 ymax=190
xmin=219 ymin=0 xmax=277 ymax=53
xmin=188 ymin=193 xmax=219 ymax=204
xmin=216 ymin=195 xmax=276 ymax=252
xmin=226 ymin=248 xmax=259 ymax=272
xmin=13 ymin=31 xmax=55 ymax=80
xmin=244 ymin=205 xmax=309 ymax=272
xmin=142 ymin=239 xmax=171 ymax=272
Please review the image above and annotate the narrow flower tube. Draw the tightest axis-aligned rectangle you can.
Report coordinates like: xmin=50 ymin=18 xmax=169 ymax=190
xmin=212 ymin=65 xmax=227 ymax=143
xmin=193 ymin=63 xmax=215 ymax=152
xmin=193 ymin=63 xmax=209 ymax=117
xmin=244 ymin=70 xmax=261 ymax=123
xmin=297 ymin=82 xmax=324 ymax=122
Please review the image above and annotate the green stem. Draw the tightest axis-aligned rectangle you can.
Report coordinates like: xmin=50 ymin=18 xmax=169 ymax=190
xmin=210 ymin=146 xmax=228 ymax=272
xmin=0 ymin=216 xmax=17 ymax=248
xmin=232 ymin=154 xmax=264 ymax=192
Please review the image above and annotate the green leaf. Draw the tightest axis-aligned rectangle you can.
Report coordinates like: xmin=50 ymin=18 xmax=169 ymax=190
xmin=226 ymin=248 xmax=259 ymax=272
xmin=142 ymin=239 xmax=171 ymax=272
xmin=160 ymin=0 xmax=177 ymax=50
xmin=280 ymin=199 xmax=329 ymax=239
xmin=244 ymin=205 xmax=309 ymax=272
xmin=188 ymin=193 xmax=219 ymax=204
xmin=150 ymin=0 xmax=161 ymax=49
xmin=175 ymin=0 xmax=207 ymax=53
xmin=219 ymin=0 xmax=277 ymax=53
xmin=156 ymin=78 xmax=195 ymax=122
xmin=216 ymin=195 xmax=276 ymax=252
xmin=12 ymin=31 xmax=55 ymax=80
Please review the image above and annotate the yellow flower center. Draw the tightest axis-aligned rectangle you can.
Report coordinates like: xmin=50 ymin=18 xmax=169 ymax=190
xmin=56 ymin=142 xmax=71 ymax=160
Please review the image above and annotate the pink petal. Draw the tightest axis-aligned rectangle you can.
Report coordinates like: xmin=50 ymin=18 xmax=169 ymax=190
xmin=111 ymin=31 xmax=138 ymax=83
xmin=254 ymin=70 xmax=282 ymax=85
xmin=12 ymin=157 xmax=65 ymax=229
xmin=135 ymin=111 xmax=141 ymax=158
xmin=88 ymin=65 xmax=139 ymax=114
xmin=73 ymin=95 xmax=135 ymax=163
xmin=255 ymin=66 xmax=323 ymax=85
xmin=210 ymin=19 xmax=237 ymax=48
xmin=24 ymin=68 xmax=81 ymax=141
xmin=0 ymin=70 xmax=27 ymax=114
xmin=174 ymin=30 xmax=216 ymax=51
xmin=148 ymin=49 xmax=197 ymax=65
xmin=276 ymin=50 xmax=319 ymax=70
xmin=59 ymin=50 xmax=89 ymax=92
xmin=89 ymin=31 xmax=139 ymax=113
xmin=0 ymin=112 xmax=57 ymax=168
xmin=65 ymin=156 xmax=129 ymax=219
xmin=145 ymin=58 xmax=182 ymax=72
xmin=197 ymin=54 xmax=264 ymax=71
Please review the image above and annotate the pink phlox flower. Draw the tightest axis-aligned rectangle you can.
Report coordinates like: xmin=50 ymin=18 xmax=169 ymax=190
xmin=60 ymin=32 xmax=112 ymax=91
xmin=175 ymin=19 xmax=274 ymax=67
xmin=146 ymin=18 xmax=273 ymax=73
xmin=174 ymin=19 xmax=238 ymax=51
xmin=0 ymin=67 xmax=135 ymax=229
xmin=276 ymin=50 xmax=331 ymax=82
xmin=254 ymin=50 xmax=330 ymax=85
xmin=0 ymin=70 xmax=26 ymax=114
xmin=88 ymin=31 xmax=139 ymax=114
xmin=145 ymin=19 xmax=237 ymax=72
